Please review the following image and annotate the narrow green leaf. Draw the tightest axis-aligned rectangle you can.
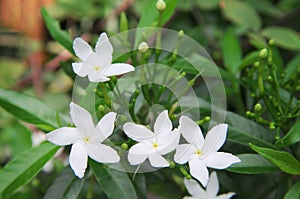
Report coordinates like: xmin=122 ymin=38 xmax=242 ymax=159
xmin=250 ymin=143 xmax=300 ymax=175
xmin=246 ymin=0 xmax=285 ymax=18
xmin=0 ymin=88 xmax=67 ymax=130
xmin=196 ymin=0 xmax=220 ymax=10
xmin=44 ymin=167 xmax=85 ymax=199
xmin=0 ymin=142 xmax=59 ymax=197
xmin=282 ymin=55 xmax=300 ymax=85
xmin=226 ymin=112 xmax=275 ymax=148
xmin=132 ymin=174 xmax=147 ymax=199
xmin=221 ymin=28 xmax=242 ymax=75
xmin=262 ymin=26 xmax=300 ymax=51
xmin=90 ymin=161 xmax=138 ymax=199
xmin=222 ymin=0 xmax=261 ymax=31
xmin=41 ymin=7 xmax=74 ymax=54
xmin=135 ymin=0 xmax=178 ymax=45
xmin=3 ymin=121 xmax=32 ymax=157
xmin=226 ymin=154 xmax=280 ymax=174
xmin=276 ymin=120 xmax=300 ymax=147
xmin=284 ymin=181 xmax=300 ymax=199
xmin=239 ymin=51 xmax=259 ymax=70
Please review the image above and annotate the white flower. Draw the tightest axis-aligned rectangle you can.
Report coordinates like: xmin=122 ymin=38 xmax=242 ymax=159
xmin=123 ymin=110 xmax=180 ymax=167
xmin=174 ymin=116 xmax=240 ymax=187
xmin=184 ymin=172 xmax=235 ymax=199
xmin=72 ymin=32 xmax=135 ymax=82
xmin=46 ymin=102 xmax=120 ymax=178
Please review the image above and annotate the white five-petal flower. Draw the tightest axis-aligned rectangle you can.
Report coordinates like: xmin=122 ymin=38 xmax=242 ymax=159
xmin=46 ymin=102 xmax=120 ymax=178
xmin=72 ymin=32 xmax=135 ymax=82
xmin=184 ymin=172 xmax=235 ymax=199
xmin=174 ymin=116 xmax=240 ymax=187
xmin=123 ymin=110 xmax=180 ymax=167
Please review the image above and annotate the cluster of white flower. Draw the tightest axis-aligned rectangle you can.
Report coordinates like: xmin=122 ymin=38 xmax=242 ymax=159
xmin=46 ymin=32 xmax=239 ymax=198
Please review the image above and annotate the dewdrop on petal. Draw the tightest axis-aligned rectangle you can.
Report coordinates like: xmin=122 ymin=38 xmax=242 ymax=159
xmin=138 ymin=42 xmax=149 ymax=53
xmin=156 ymin=0 xmax=166 ymax=12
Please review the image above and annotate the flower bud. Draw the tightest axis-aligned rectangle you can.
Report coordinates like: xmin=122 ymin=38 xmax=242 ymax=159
xmin=98 ymin=105 xmax=105 ymax=112
xmin=138 ymin=42 xmax=149 ymax=53
xmin=178 ymin=30 xmax=184 ymax=38
xmin=268 ymin=39 xmax=275 ymax=46
xmin=254 ymin=103 xmax=262 ymax=112
xmin=254 ymin=61 xmax=260 ymax=68
xmin=259 ymin=48 xmax=268 ymax=59
xmin=156 ymin=0 xmax=166 ymax=12
xmin=121 ymin=143 xmax=128 ymax=150
xmin=269 ymin=122 xmax=275 ymax=130
xmin=204 ymin=116 xmax=211 ymax=122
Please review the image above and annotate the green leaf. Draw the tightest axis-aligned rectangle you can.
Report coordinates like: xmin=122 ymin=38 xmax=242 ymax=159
xmin=222 ymin=0 xmax=261 ymax=31
xmin=226 ymin=111 xmax=275 ymax=148
xmin=226 ymin=154 xmax=280 ymax=174
xmin=41 ymin=7 xmax=74 ymax=55
xmin=250 ymin=143 xmax=300 ymax=175
xmin=276 ymin=120 xmax=300 ymax=147
xmin=282 ymin=55 xmax=300 ymax=85
xmin=239 ymin=51 xmax=259 ymax=70
xmin=221 ymin=28 xmax=242 ymax=75
xmin=0 ymin=142 xmax=59 ymax=197
xmin=0 ymin=88 xmax=67 ymax=130
xmin=135 ymin=0 xmax=178 ymax=45
xmin=246 ymin=0 xmax=285 ymax=18
xmin=284 ymin=181 xmax=300 ymax=199
xmin=196 ymin=0 xmax=220 ymax=10
xmin=44 ymin=167 xmax=85 ymax=199
xmin=90 ymin=161 xmax=138 ymax=199
xmin=262 ymin=26 xmax=300 ymax=51
xmin=3 ymin=121 xmax=32 ymax=157
xmin=132 ymin=174 xmax=147 ymax=199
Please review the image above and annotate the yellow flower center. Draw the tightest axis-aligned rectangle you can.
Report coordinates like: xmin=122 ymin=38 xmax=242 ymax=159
xmin=83 ymin=136 xmax=90 ymax=143
xmin=195 ymin=149 xmax=202 ymax=156
xmin=152 ymin=142 xmax=159 ymax=149
xmin=94 ymin=65 xmax=100 ymax=71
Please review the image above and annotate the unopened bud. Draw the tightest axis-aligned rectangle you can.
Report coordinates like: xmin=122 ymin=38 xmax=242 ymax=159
xmin=138 ymin=42 xmax=149 ymax=53
xmin=156 ymin=0 xmax=166 ymax=12
xmin=269 ymin=122 xmax=275 ymax=130
xmin=178 ymin=30 xmax=185 ymax=38
xmin=121 ymin=143 xmax=128 ymax=150
xmin=268 ymin=39 xmax=275 ymax=46
xmin=259 ymin=48 xmax=268 ymax=59
xmin=204 ymin=116 xmax=211 ymax=122
xmin=98 ymin=105 xmax=105 ymax=112
xmin=254 ymin=61 xmax=260 ymax=68
xmin=254 ymin=103 xmax=262 ymax=112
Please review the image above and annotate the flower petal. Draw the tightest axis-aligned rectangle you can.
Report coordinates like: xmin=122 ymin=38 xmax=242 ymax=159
xmin=159 ymin=129 xmax=180 ymax=155
xmin=69 ymin=141 xmax=88 ymax=178
xmin=148 ymin=153 xmax=169 ymax=167
xmin=95 ymin=32 xmax=113 ymax=55
xmin=85 ymin=143 xmax=120 ymax=163
xmin=204 ymin=152 xmax=241 ymax=169
xmin=129 ymin=142 xmax=154 ymax=155
xmin=72 ymin=62 xmax=89 ymax=77
xmin=202 ymin=124 xmax=228 ymax=155
xmin=174 ymin=144 xmax=196 ymax=164
xmin=128 ymin=153 xmax=148 ymax=165
xmin=184 ymin=178 xmax=206 ymax=198
xmin=189 ymin=158 xmax=209 ymax=187
xmin=104 ymin=63 xmax=135 ymax=77
xmin=154 ymin=110 xmax=172 ymax=135
xmin=183 ymin=197 xmax=197 ymax=199
xmin=46 ymin=127 xmax=79 ymax=146
xmin=216 ymin=192 xmax=236 ymax=199
xmin=206 ymin=172 xmax=219 ymax=198
xmin=93 ymin=112 xmax=117 ymax=143
xmin=70 ymin=102 xmax=94 ymax=137
xmin=123 ymin=122 xmax=154 ymax=142
xmin=73 ymin=37 xmax=93 ymax=61
xmin=179 ymin=116 xmax=204 ymax=148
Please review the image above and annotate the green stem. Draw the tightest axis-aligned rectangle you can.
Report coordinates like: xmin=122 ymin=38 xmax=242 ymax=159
xmin=99 ymin=83 xmax=111 ymax=107
xmin=87 ymin=175 xmax=94 ymax=199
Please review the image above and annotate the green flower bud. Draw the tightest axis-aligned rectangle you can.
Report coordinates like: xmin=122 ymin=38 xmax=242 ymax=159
xmin=178 ymin=30 xmax=185 ymax=38
xmin=246 ymin=111 xmax=252 ymax=117
xmin=156 ymin=0 xmax=166 ymax=12
xmin=254 ymin=103 xmax=262 ymax=112
xmin=254 ymin=61 xmax=260 ymax=68
xmin=98 ymin=105 xmax=105 ymax=112
xmin=121 ymin=143 xmax=128 ymax=150
xmin=204 ymin=116 xmax=211 ymax=122
xmin=138 ymin=42 xmax=149 ymax=53
xmin=268 ymin=39 xmax=275 ymax=46
xmin=259 ymin=48 xmax=268 ymax=59
xmin=269 ymin=122 xmax=275 ymax=130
